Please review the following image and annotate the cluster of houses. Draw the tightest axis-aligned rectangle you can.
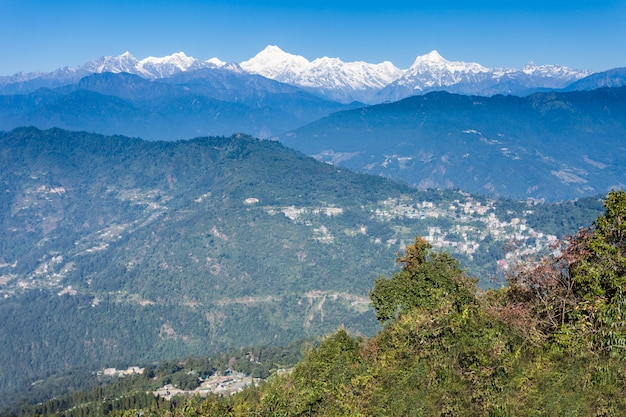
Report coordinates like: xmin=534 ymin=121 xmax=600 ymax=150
xmin=272 ymin=195 xmax=557 ymax=266
xmin=153 ymin=370 xmax=259 ymax=400
xmin=99 ymin=366 xmax=145 ymax=377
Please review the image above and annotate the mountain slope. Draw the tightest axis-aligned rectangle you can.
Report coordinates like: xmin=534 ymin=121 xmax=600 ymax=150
xmin=281 ymin=87 xmax=626 ymax=201
xmin=0 ymin=127 xmax=395 ymax=401
xmin=0 ymin=127 xmax=606 ymax=408
xmin=0 ymin=71 xmax=353 ymax=140
xmin=564 ymin=67 xmax=626 ymax=91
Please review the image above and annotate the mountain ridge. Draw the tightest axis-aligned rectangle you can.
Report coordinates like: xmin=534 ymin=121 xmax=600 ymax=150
xmin=1 ymin=45 xmax=596 ymax=103
xmin=280 ymin=87 xmax=626 ymax=201
xmin=0 ymin=70 xmax=355 ymax=140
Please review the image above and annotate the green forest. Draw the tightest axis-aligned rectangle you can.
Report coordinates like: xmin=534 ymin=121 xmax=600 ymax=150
xmin=1 ymin=127 xmax=607 ymax=409
xmin=10 ymin=190 xmax=626 ymax=416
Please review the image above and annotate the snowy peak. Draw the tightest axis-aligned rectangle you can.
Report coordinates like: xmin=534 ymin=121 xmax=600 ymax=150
xmin=0 ymin=46 xmax=600 ymax=104
xmin=240 ymin=45 xmax=310 ymax=82
xmin=409 ymin=50 xmax=489 ymax=74
xmin=137 ymin=52 xmax=200 ymax=78
xmin=139 ymin=51 xmax=196 ymax=70
xmin=241 ymin=45 xmax=402 ymax=103
xmin=411 ymin=50 xmax=446 ymax=65
xmin=82 ymin=51 xmax=141 ymax=74
xmin=79 ymin=51 xmax=227 ymax=79
xmin=205 ymin=57 xmax=227 ymax=67
xmin=522 ymin=61 xmax=591 ymax=79
xmin=374 ymin=50 xmax=590 ymax=102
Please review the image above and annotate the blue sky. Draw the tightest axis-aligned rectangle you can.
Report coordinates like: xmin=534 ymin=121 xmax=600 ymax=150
xmin=1 ymin=0 xmax=625 ymax=75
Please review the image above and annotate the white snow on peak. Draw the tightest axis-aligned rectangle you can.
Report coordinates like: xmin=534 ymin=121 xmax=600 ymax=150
xmin=522 ymin=61 xmax=590 ymax=79
xmin=241 ymin=45 xmax=403 ymax=103
xmin=82 ymin=52 xmax=140 ymax=74
xmin=75 ymin=51 xmax=234 ymax=79
xmin=137 ymin=52 xmax=201 ymax=78
xmin=205 ymin=57 xmax=227 ymax=67
xmin=1 ymin=46 xmax=596 ymax=104
xmin=240 ymin=45 xmax=310 ymax=82
xmin=140 ymin=52 xmax=195 ymax=68
xmin=412 ymin=50 xmax=446 ymax=65
xmin=409 ymin=50 xmax=489 ymax=74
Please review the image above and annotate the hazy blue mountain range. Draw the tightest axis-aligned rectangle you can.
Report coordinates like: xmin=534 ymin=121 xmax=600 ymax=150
xmin=0 ymin=127 xmax=604 ymax=407
xmin=1 ymin=49 xmax=625 ymax=202
xmin=563 ymin=67 xmax=626 ymax=91
xmin=281 ymin=87 xmax=626 ymax=201
xmin=0 ymin=70 xmax=354 ymax=140
xmin=2 ymin=71 xmax=625 ymax=200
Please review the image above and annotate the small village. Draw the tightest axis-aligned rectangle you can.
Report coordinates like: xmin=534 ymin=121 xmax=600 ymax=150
xmin=1 ymin=191 xmax=559 ymax=300
xmin=265 ymin=193 xmax=557 ymax=271
xmin=152 ymin=370 xmax=261 ymax=400
xmin=97 ymin=366 xmax=262 ymax=400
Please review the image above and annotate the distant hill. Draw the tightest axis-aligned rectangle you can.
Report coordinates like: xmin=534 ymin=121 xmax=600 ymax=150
xmin=0 ymin=71 xmax=354 ymax=140
xmin=563 ymin=67 xmax=626 ymax=91
xmin=0 ymin=127 xmax=603 ymax=407
xmin=280 ymin=87 xmax=626 ymax=201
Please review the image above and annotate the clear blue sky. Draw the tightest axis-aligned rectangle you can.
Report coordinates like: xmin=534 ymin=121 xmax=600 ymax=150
xmin=1 ymin=0 xmax=625 ymax=76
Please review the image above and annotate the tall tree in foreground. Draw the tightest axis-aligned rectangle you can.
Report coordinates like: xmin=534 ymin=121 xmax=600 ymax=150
xmin=369 ymin=236 xmax=476 ymax=323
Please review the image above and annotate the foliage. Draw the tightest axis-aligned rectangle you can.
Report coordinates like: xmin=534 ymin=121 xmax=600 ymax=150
xmin=0 ymin=127 xmax=607 ymax=411
xmin=507 ymin=190 xmax=626 ymax=357
xmin=369 ymin=236 xmax=476 ymax=323
xmin=147 ymin=189 xmax=626 ymax=415
xmin=17 ymin=190 xmax=626 ymax=416
xmin=13 ymin=339 xmax=310 ymax=417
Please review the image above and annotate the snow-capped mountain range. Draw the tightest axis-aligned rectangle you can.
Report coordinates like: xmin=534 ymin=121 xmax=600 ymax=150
xmin=240 ymin=45 xmax=403 ymax=103
xmin=0 ymin=45 xmax=597 ymax=103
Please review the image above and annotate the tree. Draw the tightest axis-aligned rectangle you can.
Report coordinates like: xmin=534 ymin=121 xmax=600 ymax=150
xmin=369 ymin=236 xmax=476 ymax=323
xmin=507 ymin=190 xmax=626 ymax=356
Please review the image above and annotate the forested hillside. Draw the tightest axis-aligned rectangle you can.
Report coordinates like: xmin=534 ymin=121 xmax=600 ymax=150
xmin=0 ymin=127 xmax=604 ymax=410
xmin=282 ymin=87 xmax=626 ymax=201
xmin=14 ymin=190 xmax=626 ymax=416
